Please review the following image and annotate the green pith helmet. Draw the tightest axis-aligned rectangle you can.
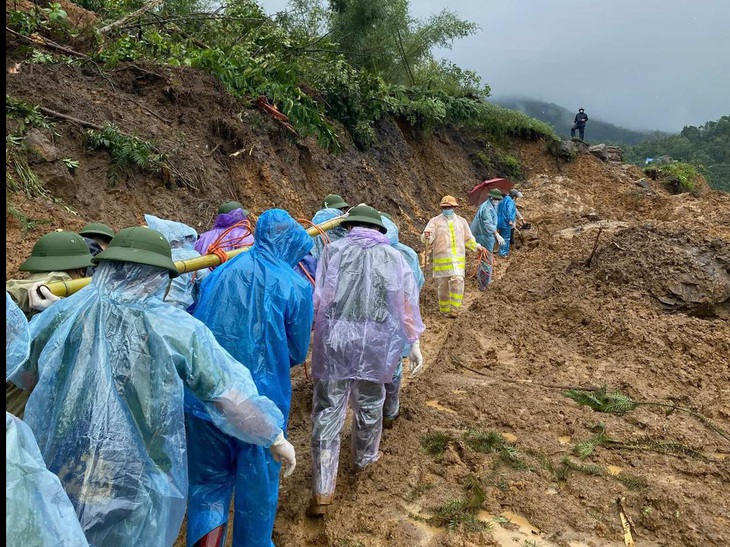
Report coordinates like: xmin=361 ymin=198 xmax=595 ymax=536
xmin=218 ymin=201 xmax=248 ymax=215
xmin=93 ymin=227 xmax=179 ymax=277
xmin=341 ymin=204 xmax=387 ymax=234
xmin=322 ymin=194 xmax=349 ymax=210
xmin=79 ymin=222 xmax=115 ymax=241
xmin=19 ymin=231 xmax=95 ymax=272
xmin=488 ymin=189 xmax=504 ymax=200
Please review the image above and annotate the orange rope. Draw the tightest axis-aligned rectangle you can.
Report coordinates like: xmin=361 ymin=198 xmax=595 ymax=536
xmin=297 ymin=218 xmax=330 ymax=246
xmin=297 ymin=261 xmax=316 ymax=286
xmin=471 ymin=247 xmax=494 ymax=278
xmin=205 ymin=220 xmax=252 ymax=254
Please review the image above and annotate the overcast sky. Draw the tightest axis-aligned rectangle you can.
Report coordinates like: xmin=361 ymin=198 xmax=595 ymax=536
xmin=257 ymin=0 xmax=730 ymax=133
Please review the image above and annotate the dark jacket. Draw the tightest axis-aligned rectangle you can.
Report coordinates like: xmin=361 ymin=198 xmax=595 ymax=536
xmin=574 ymin=111 xmax=589 ymax=127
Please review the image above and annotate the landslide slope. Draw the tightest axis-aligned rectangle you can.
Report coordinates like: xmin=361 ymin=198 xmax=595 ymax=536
xmin=6 ymin=40 xmax=730 ymax=547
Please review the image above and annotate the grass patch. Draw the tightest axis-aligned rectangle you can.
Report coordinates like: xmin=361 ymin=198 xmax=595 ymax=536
xmin=8 ymin=206 xmax=52 ymax=232
xmin=406 ymin=481 xmax=436 ymax=502
xmin=427 ymin=475 xmax=489 ymax=532
xmin=420 ymin=432 xmax=455 ymax=456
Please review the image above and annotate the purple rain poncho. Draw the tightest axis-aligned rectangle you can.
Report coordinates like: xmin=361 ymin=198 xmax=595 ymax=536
xmin=194 ymin=208 xmax=254 ymax=255
xmin=311 ymin=227 xmax=425 ymax=383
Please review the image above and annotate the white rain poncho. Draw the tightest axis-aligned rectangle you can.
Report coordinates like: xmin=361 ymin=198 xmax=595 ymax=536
xmin=421 ymin=213 xmax=477 ymax=278
xmin=6 ymin=292 xmax=89 ymax=547
xmin=310 ymin=207 xmax=347 ymax=258
xmin=144 ymin=214 xmax=209 ymax=310
xmin=311 ymin=227 xmax=425 ymax=383
xmin=9 ymin=263 xmax=284 ymax=547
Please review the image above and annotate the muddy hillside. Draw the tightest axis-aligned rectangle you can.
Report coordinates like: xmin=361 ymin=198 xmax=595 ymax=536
xmin=6 ymin=32 xmax=730 ymax=547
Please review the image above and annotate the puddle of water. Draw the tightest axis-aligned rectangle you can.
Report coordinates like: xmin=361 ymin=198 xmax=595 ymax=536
xmin=606 ymin=465 xmax=623 ymax=476
xmin=501 ymin=432 xmax=518 ymax=443
xmin=558 ymin=435 xmax=572 ymax=445
xmin=425 ymin=400 xmax=456 ymax=414
xmin=478 ymin=510 xmax=546 ymax=546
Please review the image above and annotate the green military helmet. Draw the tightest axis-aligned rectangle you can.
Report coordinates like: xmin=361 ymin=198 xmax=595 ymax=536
xmin=322 ymin=194 xmax=349 ymax=210
xmin=218 ymin=201 xmax=249 ymax=216
xmin=341 ymin=204 xmax=387 ymax=234
xmin=93 ymin=227 xmax=180 ymax=277
xmin=488 ymin=189 xmax=504 ymax=200
xmin=79 ymin=222 xmax=115 ymax=242
xmin=19 ymin=230 xmax=95 ymax=272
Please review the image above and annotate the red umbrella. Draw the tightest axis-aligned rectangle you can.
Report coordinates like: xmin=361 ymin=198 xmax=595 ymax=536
xmin=468 ymin=178 xmax=515 ymax=206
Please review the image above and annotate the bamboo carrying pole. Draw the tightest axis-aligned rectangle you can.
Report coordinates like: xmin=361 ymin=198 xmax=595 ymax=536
xmin=45 ymin=214 xmax=347 ymax=297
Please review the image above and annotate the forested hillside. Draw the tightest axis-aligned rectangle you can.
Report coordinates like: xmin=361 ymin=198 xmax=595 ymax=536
xmin=624 ymin=116 xmax=730 ymax=192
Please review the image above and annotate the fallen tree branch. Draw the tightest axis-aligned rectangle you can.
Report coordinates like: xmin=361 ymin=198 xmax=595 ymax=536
xmin=100 ymin=0 xmax=163 ymax=34
xmin=584 ymin=227 xmax=603 ymax=267
xmin=6 ymin=27 xmax=89 ymax=59
xmin=452 ymin=358 xmax=600 ymax=392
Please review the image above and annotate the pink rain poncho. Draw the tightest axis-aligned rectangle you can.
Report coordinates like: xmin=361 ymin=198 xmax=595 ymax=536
xmin=311 ymin=227 xmax=425 ymax=383
xmin=194 ymin=208 xmax=254 ymax=255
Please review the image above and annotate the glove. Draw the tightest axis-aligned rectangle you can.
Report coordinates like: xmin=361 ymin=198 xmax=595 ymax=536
xmin=269 ymin=432 xmax=296 ymax=477
xmin=475 ymin=244 xmax=484 ymax=253
xmin=409 ymin=339 xmax=424 ymax=377
xmin=495 ymin=233 xmax=505 ymax=246
xmin=28 ymin=282 xmax=61 ymax=311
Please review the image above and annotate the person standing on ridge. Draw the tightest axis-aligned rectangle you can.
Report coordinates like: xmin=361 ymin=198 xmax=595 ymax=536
xmin=571 ymin=107 xmax=589 ymax=141
xmin=421 ymin=196 xmax=483 ymax=318
xmin=195 ymin=201 xmax=254 ymax=257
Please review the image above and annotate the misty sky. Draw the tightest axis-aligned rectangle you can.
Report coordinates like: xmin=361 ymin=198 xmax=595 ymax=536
xmin=257 ymin=0 xmax=730 ymax=133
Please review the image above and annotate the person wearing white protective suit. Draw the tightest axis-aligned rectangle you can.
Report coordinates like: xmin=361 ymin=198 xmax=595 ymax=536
xmin=380 ymin=213 xmax=425 ymax=429
xmin=9 ymin=227 xmax=294 ymax=547
xmin=421 ymin=195 xmax=483 ymax=318
xmin=6 ymin=292 xmax=89 ymax=547
xmin=306 ymin=204 xmax=425 ymax=518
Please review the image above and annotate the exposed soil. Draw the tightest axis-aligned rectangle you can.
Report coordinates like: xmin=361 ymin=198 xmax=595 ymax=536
xmin=6 ymin=32 xmax=730 ymax=547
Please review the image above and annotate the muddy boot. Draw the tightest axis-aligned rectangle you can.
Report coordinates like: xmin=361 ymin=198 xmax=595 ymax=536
xmin=306 ymin=494 xmax=333 ymax=519
xmin=383 ymin=414 xmax=399 ymax=429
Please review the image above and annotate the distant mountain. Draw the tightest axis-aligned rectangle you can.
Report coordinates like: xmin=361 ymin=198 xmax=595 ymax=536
xmin=493 ymin=97 xmax=658 ymax=145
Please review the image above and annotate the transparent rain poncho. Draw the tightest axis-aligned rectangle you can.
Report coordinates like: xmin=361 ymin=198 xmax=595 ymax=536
xmin=6 ymin=293 xmax=89 ymax=547
xmin=9 ymin=263 xmax=284 ymax=547
xmin=382 ymin=216 xmax=425 ymax=290
xmin=470 ymin=199 xmax=499 ymax=248
xmin=311 ymin=227 xmax=425 ymax=383
xmin=310 ymin=207 xmax=347 ymax=258
xmin=144 ymin=214 xmax=209 ymax=310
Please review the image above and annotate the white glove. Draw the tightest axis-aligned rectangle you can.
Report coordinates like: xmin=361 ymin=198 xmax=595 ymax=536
xmin=475 ymin=243 xmax=484 ymax=253
xmin=495 ymin=233 xmax=505 ymax=246
xmin=409 ymin=339 xmax=424 ymax=377
xmin=269 ymin=432 xmax=296 ymax=477
xmin=28 ymin=282 xmax=61 ymax=311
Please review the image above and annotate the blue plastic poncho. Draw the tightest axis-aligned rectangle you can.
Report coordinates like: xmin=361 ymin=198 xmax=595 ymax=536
xmin=186 ymin=209 xmax=313 ymax=547
xmin=144 ymin=214 xmax=209 ymax=310
xmin=312 ymin=227 xmax=425 ymax=383
xmin=10 ymin=263 xmax=284 ymax=547
xmin=6 ymin=293 xmax=89 ymax=547
xmin=311 ymin=207 xmax=347 ymax=258
xmin=471 ymin=199 xmax=500 ymax=245
xmin=497 ymin=195 xmax=517 ymax=229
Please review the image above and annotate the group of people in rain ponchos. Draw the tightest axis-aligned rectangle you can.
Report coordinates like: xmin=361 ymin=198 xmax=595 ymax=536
xmin=5 ymin=196 xmax=426 ymax=547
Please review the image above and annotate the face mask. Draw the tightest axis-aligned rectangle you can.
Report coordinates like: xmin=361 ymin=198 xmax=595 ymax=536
xmin=442 ymin=208 xmax=454 ymax=217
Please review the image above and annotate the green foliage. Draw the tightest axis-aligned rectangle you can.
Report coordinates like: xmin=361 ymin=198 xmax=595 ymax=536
xmin=63 ymin=158 xmax=80 ymax=172
xmin=85 ymin=123 xmax=165 ymax=183
xmin=7 ymin=3 xmax=68 ymax=36
xmin=646 ymin=161 xmax=702 ymax=193
xmin=420 ymin=432 xmax=454 ymax=456
xmin=6 ymin=158 xmax=48 ymax=198
xmin=462 ymin=429 xmax=505 ymax=453
xmin=7 ymin=206 xmax=53 ymax=233
xmin=427 ymin=475 xmax=489 ymax=532
xmin=6 ymin=96 xmax=54 ymax=133
xmin=563 ymin=387 xmax=638 ymax=415
xmin=625 ymin=116 xmax=730 ymax=192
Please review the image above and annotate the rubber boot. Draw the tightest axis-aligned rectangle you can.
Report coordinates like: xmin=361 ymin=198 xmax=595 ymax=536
xmin=193 ymin=525 xmax=226 ymax=547
xmin=306 ymin=494 xmax=333 ymax=518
